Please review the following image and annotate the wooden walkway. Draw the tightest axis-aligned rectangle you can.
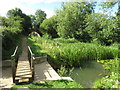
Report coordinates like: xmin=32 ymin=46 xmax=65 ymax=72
xmin=34 ymin=60 xmax=61 ymax=82
xmin=34 ymin=57 xmax=73 ymax=83
xmin=15 ymin=38 xmax=32 ymax=83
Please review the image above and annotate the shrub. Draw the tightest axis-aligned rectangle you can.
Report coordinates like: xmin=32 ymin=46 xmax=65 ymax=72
xmin=94 ymin=59 xmax=119 ymax=88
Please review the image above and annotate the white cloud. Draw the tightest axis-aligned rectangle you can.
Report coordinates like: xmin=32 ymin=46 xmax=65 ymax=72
xmin=41 ymin=8 xmax=56 ymax=18
xmin=0 ymin=0 xmax=58 ymax=17
xmin=98 ymin=10 xmax=116 ymax=16
xmin=0 ymin=0 xmax=94 ymax=17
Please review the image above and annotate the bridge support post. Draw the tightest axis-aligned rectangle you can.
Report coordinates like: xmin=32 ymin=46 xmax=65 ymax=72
xmin=11 ymin=56 xmax=16 ymax=83
xmin=31 ymin=54 xmax=35 ymax=82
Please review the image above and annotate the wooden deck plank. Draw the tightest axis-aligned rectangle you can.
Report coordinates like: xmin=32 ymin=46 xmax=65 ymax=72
xmin=16 ymin=68 xmax=31 ymax=71
xmin=16 ymin=72 xmax=32 ymax=76
xmin=16 ymin=69 xmax=31 ymax=72
xmin=15 ymin=76 xmax=32 ymax=80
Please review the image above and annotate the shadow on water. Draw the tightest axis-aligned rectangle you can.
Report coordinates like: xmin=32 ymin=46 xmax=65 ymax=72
xmin=70 ymin=61 xmax=105 ymax=88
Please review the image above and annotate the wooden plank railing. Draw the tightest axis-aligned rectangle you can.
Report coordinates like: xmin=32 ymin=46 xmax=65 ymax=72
xmin=28 ymin=46 xmax=35 ymax=81
xmin=11 ymin=46 xmax=19 ymax=83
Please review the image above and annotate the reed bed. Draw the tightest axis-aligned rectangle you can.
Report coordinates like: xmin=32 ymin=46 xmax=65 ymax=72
xmin=28 ymin=36 xmax=119 ymax=67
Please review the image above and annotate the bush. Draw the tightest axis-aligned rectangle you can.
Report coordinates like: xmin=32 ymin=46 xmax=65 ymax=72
xmin=94 ymin=59 xmax=119 ymax=88
xmin=94 ymin=74 xmax=118 ymax=88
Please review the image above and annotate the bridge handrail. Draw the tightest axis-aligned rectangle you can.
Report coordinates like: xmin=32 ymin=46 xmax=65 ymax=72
xmin=28 ymin=46 xmax=35 ymax=81
xmin=28 ymin=46 xmax=34 ymax=59
xmin=28 ymin=46 xmax=33 ymax=54
xmin=11 ymin=46 xmax=18 ymax=57
xmin=11 ymin=46 xmax=18 ymax=83
xmin=28 ymin=46 xmax=35 ymax=68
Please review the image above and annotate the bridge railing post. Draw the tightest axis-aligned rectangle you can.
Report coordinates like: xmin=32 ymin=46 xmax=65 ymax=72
xmin=32 ymin=54 xmax=35 ymax=81
xmin=28 ymin=46 xmax=35 ymax=81
xmin=11 ymin=55 xmax=15 ymax=83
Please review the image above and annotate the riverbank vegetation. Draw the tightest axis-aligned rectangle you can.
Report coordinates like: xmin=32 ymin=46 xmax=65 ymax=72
xmin=11 ymin=80 xmax=83 ymax=88
xmin=27 ymin=36 xmax=119 ymax=88
xmin=28 ymin=36 xmax=119 ymax=67
xmin=94 ymin=58 xmax=119 ymax=88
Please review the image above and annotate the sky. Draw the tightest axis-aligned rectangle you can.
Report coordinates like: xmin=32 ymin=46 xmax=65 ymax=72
xmin=0 ymin=0 xmax=119 ymax=18
xmin=0 ymin=0 xmax=63 ymax=18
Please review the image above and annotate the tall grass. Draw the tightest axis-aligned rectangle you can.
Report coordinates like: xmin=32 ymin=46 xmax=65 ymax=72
xmin=28 ymin=36 xmax=119 ymax=67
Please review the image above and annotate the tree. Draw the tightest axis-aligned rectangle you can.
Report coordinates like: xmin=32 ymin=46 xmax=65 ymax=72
xmin=7 ymin=8 xmax=32 ymax=35
xmin=116 ymin=2 xmax=120 ymax=43
xmin=21 ymin=13 xmax=32 ymax=34
xmin=40 ymin=15 xmax=58 ymax=38
xmin=7 ymin=8 xmax=23 ymax=17
xmin=35 ymin=9 xmax=46 ymax=30
xmin=1 ymin=15 xmax=23 ymax=54
xmin=29 ymin=15 xmax=36 ymax=29
xmin=1 ymin=9 xmax=25 ymax=59
xmin=56 ymin=2 xmax=95 ymax=41
xmin=85 ymin=13 xmax=118 ymax=45
xmin=100 ymin=1 xmax=120 ymax=43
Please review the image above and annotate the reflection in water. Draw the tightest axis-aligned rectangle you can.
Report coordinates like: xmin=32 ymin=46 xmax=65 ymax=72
xmin=70 ymin=61 xmax=105 ymax=88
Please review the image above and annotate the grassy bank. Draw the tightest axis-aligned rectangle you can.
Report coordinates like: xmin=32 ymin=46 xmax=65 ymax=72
xmin=11 ymin=80 xmax=83 ymax=88
xmin=27 ymin=36 xmax=119 ymax=67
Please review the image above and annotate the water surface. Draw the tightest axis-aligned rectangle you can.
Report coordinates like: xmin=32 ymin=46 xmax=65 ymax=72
xmin=70 ymin=61 xmax=105 ymax=88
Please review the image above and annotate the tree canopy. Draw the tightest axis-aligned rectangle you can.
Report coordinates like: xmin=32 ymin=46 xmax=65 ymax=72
xmin=39 ymin=1 xmax=120 ymax=45
xmin=56 ymin=2 xmax=95 ymax=41
xmin=40 ymin=15 xmax=58 ymax=38
xmin=29 ymin=9 xmax=46 ymax=32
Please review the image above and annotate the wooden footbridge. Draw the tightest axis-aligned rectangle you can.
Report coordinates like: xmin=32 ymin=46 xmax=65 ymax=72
xmin=11 ymin=37 xmax=73 ymax=84
xmin=11 ymin=38 xmax=34 ymax=84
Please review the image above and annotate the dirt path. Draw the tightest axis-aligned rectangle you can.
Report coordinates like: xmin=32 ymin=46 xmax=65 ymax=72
xmin=19 ymin=37 xmax=28 ymax=60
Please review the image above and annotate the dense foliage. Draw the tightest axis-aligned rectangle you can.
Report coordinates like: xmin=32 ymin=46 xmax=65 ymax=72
xmin=56 ymin=2 xmax=95 ymax=41
xmin=1 ymin=14 xmax=23 ymax=59
xmin=7 ymin=8 xmax=32 ymax=34
xmin=28 ymin=36 xmax=119 ymax=67
xmin=40 ymin=15 xmax=58 ymax=38
xmin=29 ymin=9 xmax=46 ymax=34
xmin=85 ymin=13 xmax=119 ymax=45
xmin=40 ymin=1 xmax=120 ymax=45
